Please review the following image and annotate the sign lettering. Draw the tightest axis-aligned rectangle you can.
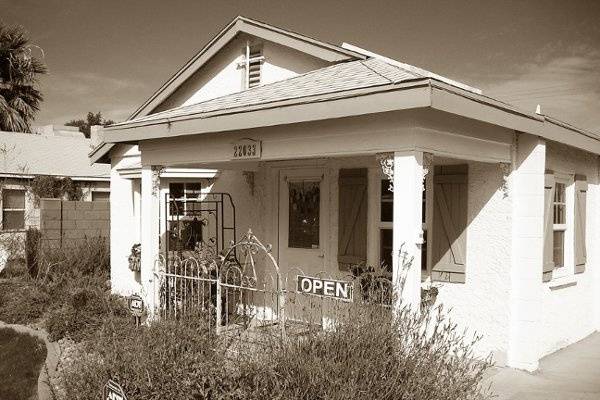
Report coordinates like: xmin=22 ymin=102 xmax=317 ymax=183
xmin=296 ymin=275 xmax=353 ymax=302
xmin=128 ymin=294 xmax=144 ymax=318
xmin=232 ymin=139 xmax=261 ymax=160
xmin=104 ymin=379 xmax=127 ymax=400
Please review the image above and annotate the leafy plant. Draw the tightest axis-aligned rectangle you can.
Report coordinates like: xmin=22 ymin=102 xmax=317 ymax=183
xmin=29 ymin=175 xmax=83 ymax=203
xmin=0 ymin=22 xmax=46 ymax=132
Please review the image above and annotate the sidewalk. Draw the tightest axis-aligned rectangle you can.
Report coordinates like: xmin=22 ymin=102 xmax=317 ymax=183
xmin=488 ymin=333 xmax=600 ymax=400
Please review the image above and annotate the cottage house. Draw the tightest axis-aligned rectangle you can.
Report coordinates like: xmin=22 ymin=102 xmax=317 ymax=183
xmin=91 ymin=16 xmax=600 ymax=371
xmin=0 ymin=125 xmax=110 ymax=268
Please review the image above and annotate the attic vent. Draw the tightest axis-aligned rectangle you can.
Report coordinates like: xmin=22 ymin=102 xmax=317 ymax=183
xmin=245 ymin=44 xmax=264 ymax=89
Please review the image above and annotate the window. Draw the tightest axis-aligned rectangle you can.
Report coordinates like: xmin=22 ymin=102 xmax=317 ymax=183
xmin=377 ymin=179 xmax=427 ymax=271
xmin=91 ymin=191 xmax=110 ymax=202
xmin=288 ymin=181 xmax=320 ymax=249
xmin=2 ymin=189 xmax=25 ymax=230
xmin=244 ymin=44 xmax=264 ymax=89
xmin=553 ymin=182 xmax=567 ymax=268
xmin=167 ymin=182 xmax=205 ymax=251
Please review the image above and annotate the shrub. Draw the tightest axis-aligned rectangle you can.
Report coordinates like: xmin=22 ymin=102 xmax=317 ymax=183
xmin=237 ymin=304 xmax=492 ymax=400
xmin=0 ymin=258 xmax=28 ymax=278
xmin=58 ymin=303 xmax=492 ymax=400
xmin=29 ymin=175 xmax=82 ymax=202
xmin=39 ymin=236 xmax=110 ymax=280
xmin=58 ymin=315 xmax=244 ymax=400
xmin=45 ymin=286 xmax=128 ymax=342
xmin=0 ymin=280 xmax=50 ymax=324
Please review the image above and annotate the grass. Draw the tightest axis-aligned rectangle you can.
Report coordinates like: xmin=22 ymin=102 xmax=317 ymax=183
xmin=0 ymin=327 xmax=47 ymax=400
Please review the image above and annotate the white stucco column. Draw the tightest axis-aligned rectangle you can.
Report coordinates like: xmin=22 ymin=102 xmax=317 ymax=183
xmin=392 ymin=151 xmax=424 ymax=311
xmin=140 ymin=165 xmax=161 ymax=318
xmin=508 ymin=133 xmax=546 ymax=371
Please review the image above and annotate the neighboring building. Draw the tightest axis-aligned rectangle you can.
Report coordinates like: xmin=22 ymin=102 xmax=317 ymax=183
xmin=0 ymin=125 xmax=110 ymax=267
xmin=91 ymin=16 xmax=600 ymax=371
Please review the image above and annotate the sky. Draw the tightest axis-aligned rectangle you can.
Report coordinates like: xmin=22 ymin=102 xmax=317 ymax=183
xmin=2 ymin=0 xmax=600 ymax=133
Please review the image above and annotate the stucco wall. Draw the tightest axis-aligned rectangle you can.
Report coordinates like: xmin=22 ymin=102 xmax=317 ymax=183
xmin=539 ymin=141 xmax=599 ymax=357
xmin=109 ymin=145 xmax=142 ymax=296
xmin=432 ymin=161 xmax=512 ymax=365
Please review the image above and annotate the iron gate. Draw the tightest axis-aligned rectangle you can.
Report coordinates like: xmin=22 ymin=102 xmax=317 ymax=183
xmin=155 ymin=230 xmax=394 ymax=337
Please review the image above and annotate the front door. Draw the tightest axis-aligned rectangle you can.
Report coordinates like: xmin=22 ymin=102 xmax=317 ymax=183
xmin=278 ymin=168 xmax=329 ymax=280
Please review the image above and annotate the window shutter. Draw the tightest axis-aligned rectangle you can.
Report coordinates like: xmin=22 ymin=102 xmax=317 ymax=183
xmin=337 ymin=169 xmax=368 ymax=271
xmin=431 ymin=165 xmax=468 ymax=283
xmin=543 ymin=171 xmax=555 ymax=282
xmin=574 ymin=175 xmax=587 ymax=273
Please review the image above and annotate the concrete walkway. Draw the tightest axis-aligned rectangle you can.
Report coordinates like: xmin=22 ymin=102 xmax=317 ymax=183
xmin=489 ymin=333 xmax=600 ymax=400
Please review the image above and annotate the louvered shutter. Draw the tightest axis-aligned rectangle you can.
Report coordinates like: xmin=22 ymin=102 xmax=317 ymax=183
xmin=431 ymin=165 xmax=468 ymax=283
xmin=574 ymin=175 xmax=587 ymax=273
xmin=543 ymin=171 xmax=555 ymax=282
xmin=337 ymin=169 xmax=368 ymax=271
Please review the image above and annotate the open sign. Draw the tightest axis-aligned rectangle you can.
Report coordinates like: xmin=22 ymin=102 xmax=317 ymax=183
xmin=128 ymin=294 xmax=144 ymax=317
xmin=296 ymin=275 xmax=353 ymax=302
xmin=104 ymin=379 xmax=127 ymax=400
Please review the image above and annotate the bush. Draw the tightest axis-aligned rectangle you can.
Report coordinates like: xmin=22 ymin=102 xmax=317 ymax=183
xmin=29 ymin=175 xmax=82 ymax=202
xmin=58 ymin=315 xmax=244 ymax=400
xmin=0 ymin=280 xmax=50 ymax=324
xmin=45 ymin=286 xmax=128 ymax=342
xmin=58 ymin=303 xmax=492 ymax=400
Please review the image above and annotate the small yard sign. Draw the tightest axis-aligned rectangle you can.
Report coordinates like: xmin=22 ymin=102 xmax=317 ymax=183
xmin=104 ymin=379 xmax=127 ymax=400
xmin=232 ymin=138 xmax=261 ymax=160
xmin=128 ymin=294 xmax=144 ymax=326
xmin=296 ymin=275 xmax=354 ymax=302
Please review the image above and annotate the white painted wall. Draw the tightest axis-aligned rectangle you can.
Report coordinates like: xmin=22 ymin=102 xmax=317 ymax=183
xmin=539 ymin=141 xmax=599 ymax=357
xmin=109 ymin=144 xmax=142 ymax=296
xmin=432 ymin=161 xmax=512 ymax=365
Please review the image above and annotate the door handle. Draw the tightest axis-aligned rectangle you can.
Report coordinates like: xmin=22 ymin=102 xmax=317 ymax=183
xmin=318 ymin=253 xmax=325 ymax=258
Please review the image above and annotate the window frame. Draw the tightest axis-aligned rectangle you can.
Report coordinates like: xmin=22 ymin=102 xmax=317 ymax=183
xmin=375 ymin=172 xmax=430 ymax=274
xmin=552 ymin=173 xmax=574 ymax=280
xmin=1 ymin=187 xmax=27 ymax=232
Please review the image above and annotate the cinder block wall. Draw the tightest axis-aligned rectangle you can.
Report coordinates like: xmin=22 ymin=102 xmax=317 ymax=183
xmin=40 ymin=199 xmax=109 ymax=247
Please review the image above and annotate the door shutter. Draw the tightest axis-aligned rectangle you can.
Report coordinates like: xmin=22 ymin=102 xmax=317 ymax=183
xmin=337 ymin=168 xmax=368 ymax=271
xmin=543 ymin=171 xmax=555 ymax=282
xmin=431 ymin=165 xmax=468 ymax=283
xmin=574 ymin=175 xmax=587 ymax=273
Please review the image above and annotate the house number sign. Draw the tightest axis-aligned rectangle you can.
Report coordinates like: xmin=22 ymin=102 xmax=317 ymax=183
xmin=232 ymin=139 xmax=261 ymax=160
xmin=296 ymin=275 xmax=354 ymax=302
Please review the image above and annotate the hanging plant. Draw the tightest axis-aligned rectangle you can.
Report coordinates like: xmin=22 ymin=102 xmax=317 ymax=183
xmin=128 ymin=243 xmax=141 ymax=272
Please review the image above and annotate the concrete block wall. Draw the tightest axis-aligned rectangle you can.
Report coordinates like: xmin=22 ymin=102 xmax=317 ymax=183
xmin=40 ymin=199 xmax=109 ymax=247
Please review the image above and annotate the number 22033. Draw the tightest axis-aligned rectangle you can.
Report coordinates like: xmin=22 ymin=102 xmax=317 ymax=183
xmin=233 ymin=143 xmax=257 ymax=158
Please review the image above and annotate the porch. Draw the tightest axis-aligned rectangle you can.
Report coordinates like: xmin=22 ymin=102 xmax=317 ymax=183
xmin=131 ymin=109 xmax=516 ymax=351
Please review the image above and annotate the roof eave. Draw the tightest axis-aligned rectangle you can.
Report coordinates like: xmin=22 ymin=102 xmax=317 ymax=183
xmin=102 ymin=79 xmax=600 ymax=157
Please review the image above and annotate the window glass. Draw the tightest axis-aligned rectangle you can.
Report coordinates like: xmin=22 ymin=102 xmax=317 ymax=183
xmin=3 ymin=189 xmax=25 ymax=209
xmin=552 ymin=182 xmax=566 ymax=268
xmin=2 ymin=189 xmax=25 ymax=230
xmin=288 ymin=181 xmax=320 ymax=249
xmin=380 ymin=180 xmax=393 ymax=222
xmin=380 ymin=229 xmax=393 ymax=270
xmin=553 ymin=230 xmax=565 ymax=268
xmin=91 ymin=191 xmax=109 ymax=202
xmin=554 ymin=183 xmax=566 ymax=224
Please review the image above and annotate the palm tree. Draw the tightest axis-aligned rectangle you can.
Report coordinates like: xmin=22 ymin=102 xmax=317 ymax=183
xmin=0 ymin=23 xmax=46 ymax=132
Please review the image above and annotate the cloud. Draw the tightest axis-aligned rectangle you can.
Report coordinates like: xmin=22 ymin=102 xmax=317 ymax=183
xmin=482 ymin=48 xmax=600 ymax=133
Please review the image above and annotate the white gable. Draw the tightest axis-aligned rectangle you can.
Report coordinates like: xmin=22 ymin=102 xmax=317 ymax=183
xmin=151 ymin=34 xmax=330 ymax=114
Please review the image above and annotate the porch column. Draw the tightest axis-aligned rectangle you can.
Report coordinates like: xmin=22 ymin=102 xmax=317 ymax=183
xmin=508 ymin=134 xmax=545 ymax=371
xmin=140 ymin=165 xmax=161 ymax=318
xmin=392 ymin=151 xmax=424 ymax=311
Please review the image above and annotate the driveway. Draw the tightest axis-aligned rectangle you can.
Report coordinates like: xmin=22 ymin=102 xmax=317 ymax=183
xmin=488 ymin=333 xmax=600 ymax=400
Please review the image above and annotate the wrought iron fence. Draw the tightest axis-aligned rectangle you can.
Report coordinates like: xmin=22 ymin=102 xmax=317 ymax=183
xmin=155 ymin=230 xmax=394 ymax=337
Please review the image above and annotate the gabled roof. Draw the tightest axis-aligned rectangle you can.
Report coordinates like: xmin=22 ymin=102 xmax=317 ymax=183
xmin=129 ymin=15 xmax=366 ymax=120
xmin=110 ymin=58 xmax=422 ymax=128
xmin=0 ymin=131 xmax=110 ymax=180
